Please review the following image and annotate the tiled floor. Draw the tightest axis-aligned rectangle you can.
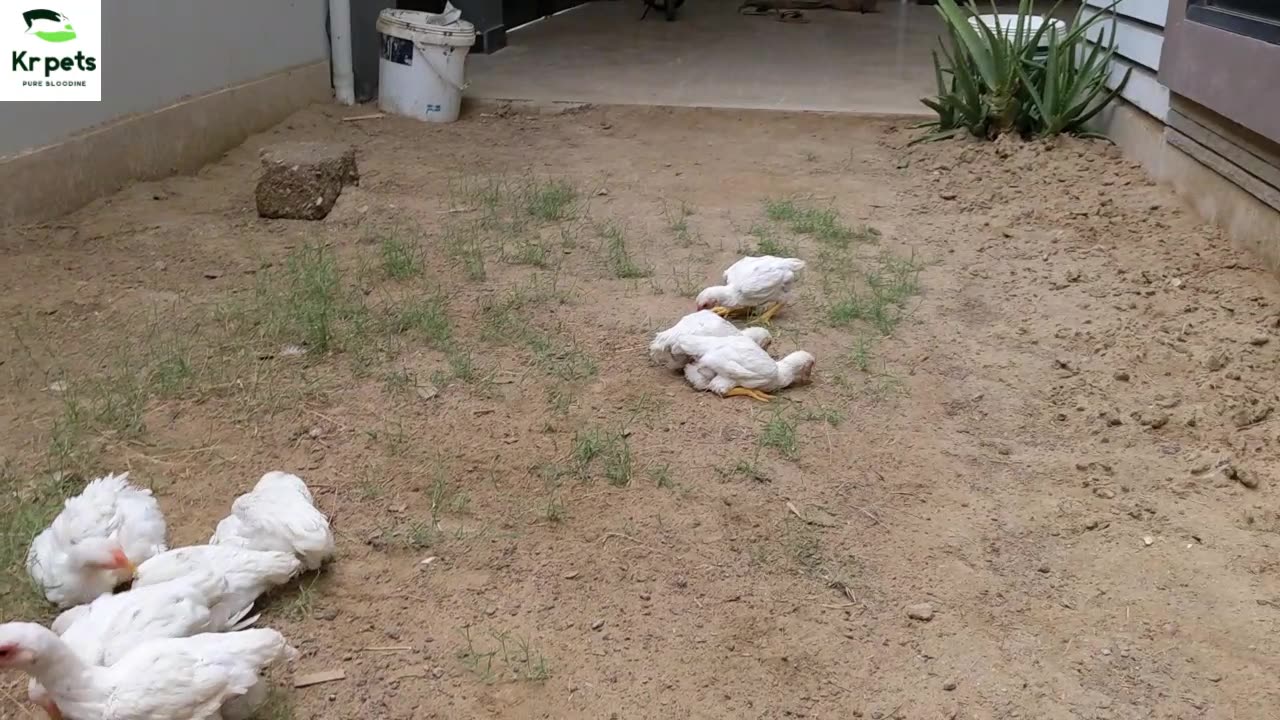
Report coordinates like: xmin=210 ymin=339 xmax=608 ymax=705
xmin=465 ymin=0 xmax=945 ymax=115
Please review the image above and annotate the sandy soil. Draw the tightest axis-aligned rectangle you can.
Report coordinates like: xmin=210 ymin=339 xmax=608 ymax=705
xmin=2 ymin=104 xmax=1279 ymax=720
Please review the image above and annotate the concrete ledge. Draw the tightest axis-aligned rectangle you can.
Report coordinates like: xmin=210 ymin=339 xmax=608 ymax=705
xmin=0 ymin=61 xmax=332 ymax=227
xmin=1098 ymin=100 xmax=1280 ymax=273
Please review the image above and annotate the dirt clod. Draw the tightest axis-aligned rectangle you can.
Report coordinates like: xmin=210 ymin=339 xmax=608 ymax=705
xmin=255 ymin=141 xmax=358 ymax=220
xmin=906 ymin=603 xmax=935 ymax=621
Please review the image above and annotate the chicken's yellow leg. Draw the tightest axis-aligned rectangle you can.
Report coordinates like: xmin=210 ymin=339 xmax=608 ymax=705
xmin=754 ymin=302 xmax=783 ymax=325
xmin=710 ymin=306 xmax=734 ymax=318
xmin=724 ymin=386 xmax=773 ymax=402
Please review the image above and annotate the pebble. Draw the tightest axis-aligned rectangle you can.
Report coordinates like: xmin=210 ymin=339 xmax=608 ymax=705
xmin=485 ymin=606 xmax=497 ymax=617
xmin=640 ymin=592 xmax=651 ymax=601
xmin=1101 ymin=648 xmax=1112 ymax=656
xmin=906 ymin=603 xmax=935 ymax=621
xmin=1236 ymin=468 xmax=1260 ymax=489
xmin=1204 ymin=350 xmax=1230 ymax=371
xmin=431 ymin=666 xmax=445 ymax=679
xmin=1037 ymin=564 xmax=1051 ymax=574
xmin=940 ymin=191 xmax=958 ymax=200
xmin=1092 ymin=487 xmax=1116 ymax=500
xmin=1113 ymin=370 xmax=1130 ymax=382
xmin=315 ymin=607 xmax=339 ymax=621
xmin=385 ymin=628 xmax=401 ymax=639
xmin=1143 ymin=536 xmax=1155 ymax=546
xmin=673 ymin=576 xmax=688 ymax=588
xmin=942 ymin=679 xmax=958 ymax=691
xmin=591 ymin=619 xmax=605 ymax=631
xmin=1249 ymin=334 xmax=1270 ymax=346
xmin=563 ymin=570 xmax=580 ymax=579
xmin=203 ymin=270 xmax=223 ymax=279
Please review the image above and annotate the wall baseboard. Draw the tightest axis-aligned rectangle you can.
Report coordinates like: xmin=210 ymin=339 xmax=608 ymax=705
xmin=0 ymin=61 xmax=332 ymax=227
xmin=1098 ymin=100 xmax=1280 ymax=274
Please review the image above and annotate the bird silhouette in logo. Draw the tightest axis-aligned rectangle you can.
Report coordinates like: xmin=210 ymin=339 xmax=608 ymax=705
xmin=23 ymin=9 xmax=77 ymax=42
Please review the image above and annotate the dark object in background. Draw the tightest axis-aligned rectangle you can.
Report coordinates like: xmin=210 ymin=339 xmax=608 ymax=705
xmin=641 ymin=0 xmax=685 ymax=21
xmin=351 ymin=0 xmax=398 ymax=103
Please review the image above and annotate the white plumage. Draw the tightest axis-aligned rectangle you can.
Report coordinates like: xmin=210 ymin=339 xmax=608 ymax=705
xmin=27 ymin=570 xmax=258 ymax=713
xmin=0 ymin=622 xmax=294 ymax=720
xmin=135 ymin=545 xmax=303 ymax=630
xmin=27 ymin=472 xmax=168 ymax=608
xmin=209 ymin=471 xmax=334 ymax=570
xmin=674 ymin=334 xmax=816 ymax=402
xmin=649 ymin=310 xmax=773 ymax=370
xmin=695 ymin=256 xmax=806 ymax=320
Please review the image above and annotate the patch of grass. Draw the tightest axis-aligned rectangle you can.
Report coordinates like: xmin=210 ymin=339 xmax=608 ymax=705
xmin=0 ymin=467 xmax=68 ymax=618
xmin=671 ymin=266 xmax=701 ymax=297
xmin=664 ymin=201 xmax=695 ymax=245
xmin=572 ymin=428 xmax=633 ymax=485
xmin=546 ymin=386 xmax=573 ymax=417
xmin=276 ymin=574 xmax=322 ymax=622
xmin=759 ymin=411 xmax=799 ymax=460
xmin=850 ymin=335 xmax=874 ymax=372
xmin=826 ymin=252 xmax=924 ymax=336
xmin=544 ymin=493 xmax=567 ymax=523
xmin=379 ymin=234 xmax=424 ymax=280
xmin=599 ymin=222 xmax=651 ymax=279
xmin=390 ymin=294 xmax=452 ymax=349
xmin=801 ymin=406 xmax=843 ymax=427
xmin=718 ymin=452 xmax=770 ymax=483
xmin=649 ymin=464 xmax=674 ymax=489
xmin=458 ymin=627 xmax=551 ymax=683
xmin=238 ymin=243 xmax=371 ymax=354
xmin=507 ymin=239 xmax=551 ymax=268
xmin=749 ymin=223 xmax=793 ymax=257
xmin=763 ymin=198 xmax=878 ymax=248
xmin=524 ymin=178 xmax=577 ymax=222
xmin=527 ymin=332 xmax=597 ymax=381
xmin=147 ymin=340 xmax=196 ymax=397
xmin=443 ymin=224 xmax=488 ymax=282
xmin=440 ymin=349 xmax=482 ymax=385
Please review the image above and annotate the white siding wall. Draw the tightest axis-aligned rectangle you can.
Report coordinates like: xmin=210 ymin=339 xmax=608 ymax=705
xmin=1082 ymin=0 xmax=1169 ymax=120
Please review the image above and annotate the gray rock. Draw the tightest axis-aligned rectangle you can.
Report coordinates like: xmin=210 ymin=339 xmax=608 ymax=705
xmin=942 ymin=679 xmax=958 ymax=691
xmin=255 ymin=142 xmax=358 ymax=220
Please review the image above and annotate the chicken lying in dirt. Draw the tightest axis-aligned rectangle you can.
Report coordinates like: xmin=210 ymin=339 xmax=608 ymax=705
xmin=673 ymin=333 xmax=815 ymax=402
xmin=649 ymin=310 xmax=772 ymax=371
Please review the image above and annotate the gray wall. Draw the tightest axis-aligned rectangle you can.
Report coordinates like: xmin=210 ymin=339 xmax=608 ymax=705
xmin=2 ymin=0 xmax=330 ymax=159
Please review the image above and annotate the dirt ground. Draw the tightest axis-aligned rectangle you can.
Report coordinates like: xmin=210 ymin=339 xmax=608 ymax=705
xmin=2 ymin=104 xmax=1279 ymax=720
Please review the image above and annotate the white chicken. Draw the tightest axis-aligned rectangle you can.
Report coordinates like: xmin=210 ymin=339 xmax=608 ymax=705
xmin=28 ymin=570 xmax=258 ymax=717
xmin=27 ymin=472 xmax=168 ymax=608
xmin=0 ymin=622 xmax=294 ymax=720
xmin=695 ymin=256 xmax=806 ymax=324
xmin=649 ymin=310 xmax=773 ymax=371
xmin=674 ymin=333 xmax=816 ymax=402
xmin=209 ymin=472 xmax=334 ymax=570
xmin=135 ymin=545 xmax=303 ymax=627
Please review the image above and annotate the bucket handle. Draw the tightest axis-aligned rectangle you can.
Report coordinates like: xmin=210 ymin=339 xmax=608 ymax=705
xmin=413 ymin=39 xmax=469 ymax=93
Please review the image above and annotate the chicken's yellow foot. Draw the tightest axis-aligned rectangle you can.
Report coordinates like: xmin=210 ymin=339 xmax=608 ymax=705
xmin=724 ymin=386 xmax=773 ymax=402
xmin=710 ymin=306 xmax=734 ymax=318
xmin=754 ymin=302 xmax=783 ymax=325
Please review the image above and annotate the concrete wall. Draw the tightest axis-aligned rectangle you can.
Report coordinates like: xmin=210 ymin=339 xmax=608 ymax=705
xmin=2 ymin=0 xmax=330 ymax=159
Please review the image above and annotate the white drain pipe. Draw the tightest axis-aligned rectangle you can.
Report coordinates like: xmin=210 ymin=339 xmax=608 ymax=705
xmin=329 ymin=0 xmax=355 ymax=105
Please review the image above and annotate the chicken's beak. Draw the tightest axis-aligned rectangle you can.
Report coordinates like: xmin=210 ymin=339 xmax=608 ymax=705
xmin=111 ymin=548 xmax=136 ymax=578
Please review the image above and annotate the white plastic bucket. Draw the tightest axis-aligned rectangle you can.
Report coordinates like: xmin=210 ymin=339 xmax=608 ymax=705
xmin=967 ymin=14 xmax=1067 ymax=48
xmin=377 ymin=9 xmax=476 ymax=123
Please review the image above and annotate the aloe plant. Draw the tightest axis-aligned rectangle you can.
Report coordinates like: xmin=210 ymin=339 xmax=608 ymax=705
xmin=915 ymin=0 xmax=1130 ymax=142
